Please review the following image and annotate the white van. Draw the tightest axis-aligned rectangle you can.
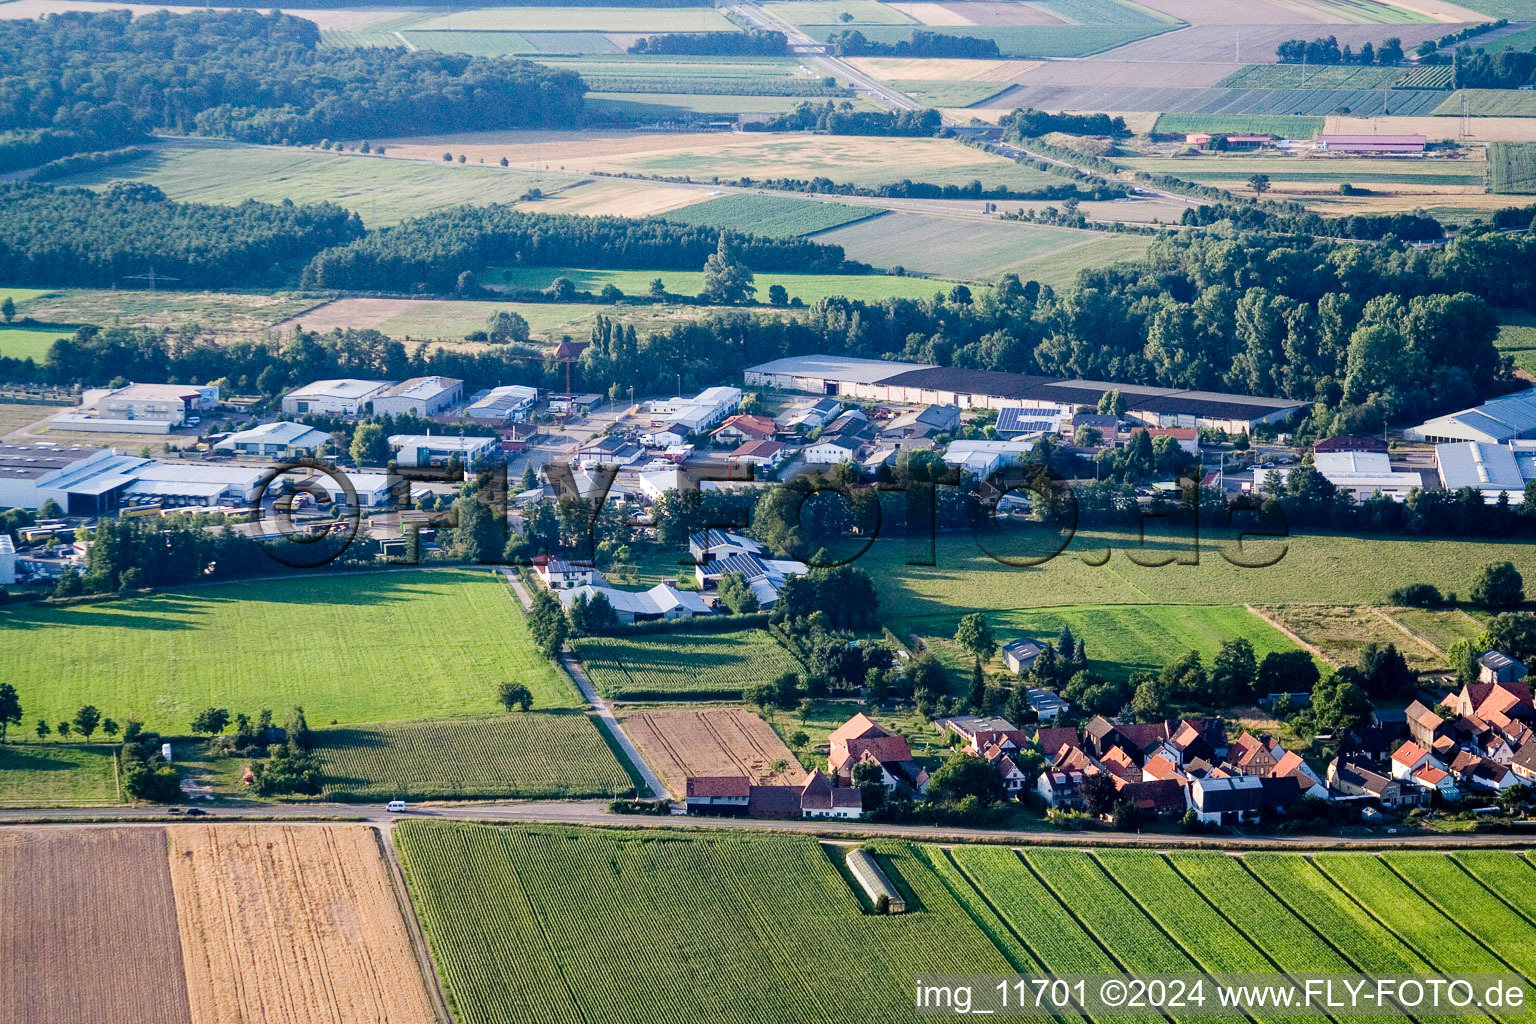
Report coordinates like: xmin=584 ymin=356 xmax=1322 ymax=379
xmin=385 ymin=800 xmax=407 ymax=813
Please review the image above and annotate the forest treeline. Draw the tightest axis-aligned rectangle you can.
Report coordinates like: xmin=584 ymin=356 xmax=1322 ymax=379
xmin=0 ymin=182 xmax=362 ymax=288
xmin=0 ymin=10 xmax=585 ymax=168
xmin=300 ymin=206 xmax=862 ymax=291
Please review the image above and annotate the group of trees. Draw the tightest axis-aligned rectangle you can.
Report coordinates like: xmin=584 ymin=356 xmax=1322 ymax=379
xmin=826 ymin=29 xmax=1001 ymax=59
xmin=629 ymin=29 xmax=786 ymax=55
xmin=0 ymin=10 xmax=585 ymax=168
xmin=1453 ymin=44 xmax=1536 ymax=90
xmin=0 ymin=182 xmax=362 ymax=289
xmin=685 ymin=174 xmax=1124 ymax=203
xmin=1000 ymin=108 xmax=1132 ymax=140
xmin=1275 ymin=34 xmax=1403 ymax=65
xmin=750 ymin=101 xmax=943 ymax=137
xmin=301 ymin=206 xmax=859 ymax=292
xmin=1179 ymin=202 xmax=1446 ymax=243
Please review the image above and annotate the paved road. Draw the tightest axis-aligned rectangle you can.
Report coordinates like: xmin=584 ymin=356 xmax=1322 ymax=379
xmin=2 ymin=799 xmax=1532 ymax=850
xmin=497 ymin=567 xmax=672 ymax=800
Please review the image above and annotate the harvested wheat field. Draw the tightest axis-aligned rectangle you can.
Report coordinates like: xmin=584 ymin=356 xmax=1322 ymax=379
xmin=0 ymin=827 xmax=193 ymax=1024
xmin=167 ymin=825 xmax=436 ymax=1024
xmin=848 ymin=56 xmax=1042 ymax=81
xmin=522 ymin=179 xmax=709 ymax=217
xmin=622 ymin=707 xmax=807 ymax=795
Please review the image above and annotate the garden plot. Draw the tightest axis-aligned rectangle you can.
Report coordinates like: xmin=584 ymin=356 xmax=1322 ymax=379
xmin=620 ymin=707 xmax=807 ymax=795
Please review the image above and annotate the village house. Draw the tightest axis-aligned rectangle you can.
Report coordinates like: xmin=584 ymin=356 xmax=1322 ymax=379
xmin=1001 ymin=637 xmax=1044 ymax=675
xmin=798 ymin=770 xmax=863 ymax=819
xmin=534 ymin=556 xmax=598 ymax=590
xmin=712 ymin=413 xmax=777 ymax=445
xmin=683 ymin=776 xmax=750 ymax=814
xmin=828 ymin=713 xmax=928 ymax=794
xmin=1328 ymin=757 xmax=1415 ymax=808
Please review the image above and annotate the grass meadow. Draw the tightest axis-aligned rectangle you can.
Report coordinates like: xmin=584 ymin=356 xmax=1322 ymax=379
xmin=0 ymin=743 xmax=120 ymax=807
xmin=659 ymin=193 xmax=881 ymax=235
xmin=484 ymin=264 xmax=964 ymax=302
xmin=0 ymin=569 xmax=577 ymax=733
xmin=809 ymin=213 xmax=1123 ymax=281
xmin=573 ymin=627 xmax=804 ymax=700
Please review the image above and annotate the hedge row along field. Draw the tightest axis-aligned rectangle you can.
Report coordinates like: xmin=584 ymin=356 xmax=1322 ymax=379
xmin=572 ymin=626 xmax=803 ymax=700
xmin=314 ymin=713 xmax=633 ymax=801
xmin=393 ymin=831 xmax=1536 ymax=1024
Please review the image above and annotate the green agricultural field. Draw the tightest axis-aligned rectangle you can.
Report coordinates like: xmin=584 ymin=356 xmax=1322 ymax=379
xmin=658 ymin=193 xmax=881 ymax=236
xmin=851 ymin=528 xmax=1536 ymax=621
xmin=0 ymin=326 xmax=68 ymax=362
xmin=54 ymin=144 xmax=577 ymax=227
xmin=1153 ymin=113 xmax=1326 ymax=139
xmin=1490 ymin=142 xmax=1536 ymax=194
xmin=890 ymin=80 xmax=1014 ymax=108
xmin=0 ymin=743 xmax=120 ymax=807
xmin=572 ymin=626 xmax=804 ymax=700
xmin=585 ymin=92 xmax=825 ymax=115
xmin=906 ymin=604 xmax=1304 ymax=687
xmin=400 ymin=30 xmax=541 ymax=56
xmin=535 ymin=55 xmax=821 ymax=80
xmin=394 ymin=824 xmax=1052 ymax=1024
xmin=1216 ymin=64 xmax=1406 ymax=91
xmin=3 ymin=286 xmax=319 ymax=337
xmin=394 ymin=829 xmax=1536 ymax=1024
xmin=350 ymin=297 xmax=734 ymax=344
xmin=1483 ymin=24 xmax=1536 ymax=53
xmin=762 ymin=1 xmax=916 ymax=26
xmin=1383 ymin=605 xmax=1489 ymax=654
xmin=1494 ymin=309 xmax=1536 ymax=373
xmin=318 ymin=28 xmax=408 ymax=49
xmin=409 ymin=6 xmax=736 ymax=32
xmin=314 ymin=713 xmax=633 ymax=801
xmin=1435 ymin=89 xmax=1536 ymax=117
xmin=484 ymin=264 xmax=963 ymax=303
xmin=1005 ymin=232 xmax=1156 ymax=290
xmin=1319 ymin=0 xmax=1435 ymax=21
xmin=809 ymin=213 xmax=1130 ymax=282
xmin=0 ymin=569 xmax=577 ymax=733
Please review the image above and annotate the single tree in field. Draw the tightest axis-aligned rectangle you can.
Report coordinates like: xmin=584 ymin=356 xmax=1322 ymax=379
xmin=190 ymin=707 xmax=230 ymax=736
xmin=790 ymin=729 xmax=809 ymax=751
xmin=700 ymin=233 xmax=756 ymax=305
xmin=102 ymin=718 xmax=119 ymax=740
xmin=498 ymin=681 xmax=533 ymax=712
xmin=0 ymin=683 xmax=20 ymax=743
xmin=73 ymin=705 xmax=100 ymax=741
xmin=1248 ymin=173 xmax=1271 ymax=195
xmin=954 ymin=612 xmax=996 ymax=662
xmin=486 ymin=309 xmax=531 ymax=345
xmin=1471 ymin=561 xmax=1524 ymax=608
xmin=0 ymin=296 xmax=13 ymax=323
xmin=797 ymin=697 xmax=813 ymax=723
xmin=56 ymin=721 xmax=70 ymax=739
xmin=35 ymin=719 xmax=49 ymax=739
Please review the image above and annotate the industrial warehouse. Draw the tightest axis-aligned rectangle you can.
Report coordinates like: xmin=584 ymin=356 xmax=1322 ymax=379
xmin=743 ymin=356 xmax=1307 ymax=434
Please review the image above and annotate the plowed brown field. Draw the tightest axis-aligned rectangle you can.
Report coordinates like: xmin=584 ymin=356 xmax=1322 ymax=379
xmin=166 ymin=825 xmax=435 ymax=1024
xmin=0 ymin=827 xmax=192 ymax=1024
xmin=622 ymin=707 xmax=807 ymax=794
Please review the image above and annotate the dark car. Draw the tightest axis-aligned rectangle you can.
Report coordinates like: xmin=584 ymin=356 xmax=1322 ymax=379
xmin=185 ymin=807 xmax=207 ymax=817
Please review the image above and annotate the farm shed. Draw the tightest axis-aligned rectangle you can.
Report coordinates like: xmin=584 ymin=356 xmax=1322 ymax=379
xmin=845 ymin=848 xmax=905 ymax=913
xmin=1314 ymin=133 xmax=1425 ymax=155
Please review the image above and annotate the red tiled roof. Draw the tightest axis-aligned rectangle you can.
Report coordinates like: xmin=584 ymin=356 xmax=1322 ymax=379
xmin=1391 ymin=741 xmax=1428 ymax=768
xmin=715 ymin=414 xmax=776 ymax=439
xmin=686 ymin=775 xmax=749 ymax=798
xmin=829 ymin=713 xmax=888 ymax=744
xmin=731 ymin=439 xmax=783 ymax=459
xmin=1143 ymin=755 xmax=1182 ymax=781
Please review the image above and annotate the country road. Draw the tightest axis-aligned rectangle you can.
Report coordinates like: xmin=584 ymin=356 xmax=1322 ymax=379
xmin=1 ymin=798 xmax=1533 ymax=851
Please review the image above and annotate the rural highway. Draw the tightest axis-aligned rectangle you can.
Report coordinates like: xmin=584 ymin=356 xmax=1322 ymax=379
xmin=1 ymin=799 xmax=1532 ymax=850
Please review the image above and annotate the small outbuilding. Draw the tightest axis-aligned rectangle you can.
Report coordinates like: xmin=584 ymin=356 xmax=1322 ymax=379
xmin=845 ymin=847 xmax=905 ymax=913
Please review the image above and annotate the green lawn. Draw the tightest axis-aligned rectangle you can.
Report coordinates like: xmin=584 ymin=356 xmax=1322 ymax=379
xmin=1495 ymin=309 xmax=1536 ymax=373
xmin=314 ymin=712 xmax=633 ymax=801
xmin=854 ymin=528 xmax=1536 ymax=620
xmin=573 ymin=626 xmax=805 ymax=700
xmin=890 ymin=80 xmax=1014 ymax=108
xmin=0 ymin=743 xmax=120 ymax=807
xmin=0 ymin=569 xmax=577 ymax=734
xmin=484 ymin=264 xmax=963 ymax=303
xmin=905 ymin=604 xmax=1305 ymax=686
xmin=0 ymin=325 xmax=70 ymax=362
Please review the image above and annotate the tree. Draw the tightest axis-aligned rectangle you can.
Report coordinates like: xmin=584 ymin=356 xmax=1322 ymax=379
xmin=486 ymin=309 xmax=531 ymax=345
xmin=1210 ymin=637 xmax=1258 ymax=703
xmin=56 ymin=721 xmax=70 ymax=738
xmin=716 ymin=570 xmax=761 ymax=614
xmin=905 ymin=651 xmax=949 ymax=700
xmin=1097 ymin=389 xmax=1127 ymax=417
xmin=1256 ymin=650 xmax=1320 ymax=697
xmin=350 ymin=422 xmax=390 ymax=467
xmin=73 ymin=704 xmax=100 ymax=741
xmin=1483 ymin=612 xmax=1536 ymax=665
xmin=927 ymin=750 xmax=1006 ymax=806
xmin=102 ymin=717 xmax=119 ymax=739
xmin=954 ymin=612 xmax=997 ymax=662
xmin=1130 ymin=674 xmax=1174 ymax=722
xmin=790 ymin=729 xmax=809 ymax=750
xmin=37 ymin=498 xmax=62 ymax=519
xmin=1312 ymin=672 xmax=1372 ymax=731
xmin=1159 ymin=649 xmax=1208 ymax=704
xmin=1471 ymin=561 xmax=1524 ymax=608
xmin=768 ymin=283 xmax=789 ymax=306
xmin=700 ymin=233 xmax=756 ymax=305
xmin=772 ymin=671 xmax=802 ymax=710
xmin=1074 ymin=424 xmax=1103 ymax=447
xmin=190 ymin=706 xmax=230 ymax=736
xmin=0 ymin=296 xmax=13 ymax=323
xmin=35 ymin=719 xmax=49 ymax=739
xmin=527 ymin=587 xmax=570 ymax=658
xmin=0 ymin=684 xmax=19 ymax=743
xmin=1357 ymin=642 xmax=1413 ymax=700
xmin=743 ymin=679 xmax=777 ymax=712
xmin=1080 ymin=771 xmax=1118 ymax=817
xmin=1248 ymin=173 xmax=1271 ymax=195
xmin=968 ymin=660 xmax=987 ymax=713
xmin=498 ymin=681 xmax=533 ymax=711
